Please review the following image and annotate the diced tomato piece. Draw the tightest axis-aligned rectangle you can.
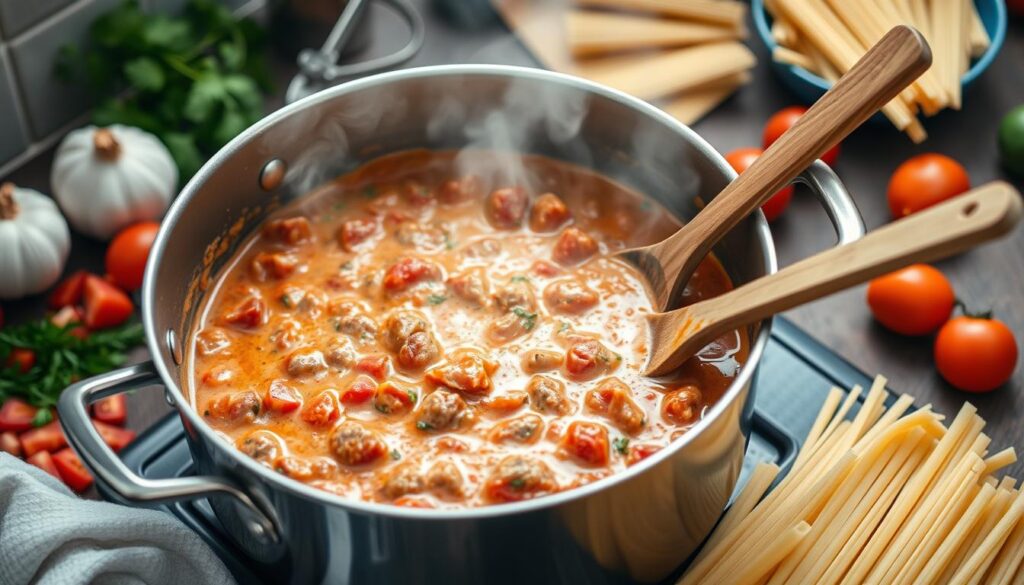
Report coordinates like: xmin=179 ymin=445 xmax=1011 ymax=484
xmin=53 ymin=448 xmax=94 ymax=492
xmin=382 ymin=257 xmax=440 ymax=292
xmin=338 ymin=218 xmax=378 ymax=251
xmin=560 ymin=421 xmax=610 ymax=466
xmin=374 ymin=382 xmax=416 ymax=415
xmin=5 ymin=348 xmax=36 ymax=374
xmin=531 ymin=260 xmax=561 ymax=278
xmin=355 ymin=355 xmax=390 ymax=380
xmin=662 ymin=386 xmax=703 ymax=426
xmin=393 ymin=495 xmax=436 ymax=508
xmin=402 ymin=180 xmax=433 ymax=205
xmin=92 ymin=419 xmax=136 ymax=452
xmin=0 ymin=398 xmax=38 ymax=431
xmin=20 ymin=421 xmax=67 ymax=457
xmin=339 ymin=375 xmax=377 ymax=405
xmin=264 ymin=380 xmax=302 ymax=413
xmin=627 ymin=444 xmax=662 ymax=466
xmin=92 ymin=394 xmax=127 ymax=425
xmin=224 ymin=296 xmax=266 ymax=329
xmin=264 ymin=217 xmax=313 ymax=245
xmin=27 ymin=450 xmax=60 ymax=480
xmin=302 ymin=390 xmax=341 ymax=426
xmin=251 ymin=252 xmax=297 ymax=280
xmin=82 ymin=275 xmax=134 ymax=330
xmin=482 ymin=391 xmax=529 ymax=413
xmin=565 ymin=340 xmax=602 ymax=378
xmin=1 ymin=431 xmax=21 ymax=456
xmin=48 ymin=270 xmax=88 ymax=309
xmin=529 ymin=193 xmax=571 ymax=232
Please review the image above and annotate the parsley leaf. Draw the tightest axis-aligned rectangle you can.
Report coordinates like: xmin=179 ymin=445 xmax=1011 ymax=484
xmin=612 ymin=437 xmax=630 ymax=456
xmin=427 ymin=294 xmax=447 ymax=306
xmin=512 ymin=307 xmax=538 ymax=331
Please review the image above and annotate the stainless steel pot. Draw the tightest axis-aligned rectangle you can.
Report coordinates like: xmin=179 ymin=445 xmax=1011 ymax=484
xmin=58 ymin=65 xmax=863 ymax=584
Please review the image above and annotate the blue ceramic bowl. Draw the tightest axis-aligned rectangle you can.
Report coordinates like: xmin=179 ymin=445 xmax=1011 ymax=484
xmin=752 ymin=0 xmax=1007 ymax=105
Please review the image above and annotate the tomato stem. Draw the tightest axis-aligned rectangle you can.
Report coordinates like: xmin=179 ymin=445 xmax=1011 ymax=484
xmin=954 ymin=299 xmax=993 ymax=320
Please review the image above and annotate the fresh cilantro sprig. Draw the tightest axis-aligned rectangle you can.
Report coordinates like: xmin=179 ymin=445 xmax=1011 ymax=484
xmin=0 ymin=320 xmax=145 ymax=410
xmin=55 ymin=0 xmax=271 ymax=182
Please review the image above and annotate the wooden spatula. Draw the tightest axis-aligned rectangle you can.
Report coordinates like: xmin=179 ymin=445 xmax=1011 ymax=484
xmin=644 ymin=182 xmax=1023 ymax=377
xmin=616 ymin=25 xmax=931 ymax=311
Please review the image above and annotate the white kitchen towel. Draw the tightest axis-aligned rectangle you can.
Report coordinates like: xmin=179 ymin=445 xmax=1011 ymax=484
xmin=0 ymin=452 xmax=235 ymax=585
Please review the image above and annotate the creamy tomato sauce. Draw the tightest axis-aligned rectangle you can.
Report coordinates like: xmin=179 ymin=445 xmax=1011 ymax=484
xmin=187 ymin=150 xmax=748 ymax=508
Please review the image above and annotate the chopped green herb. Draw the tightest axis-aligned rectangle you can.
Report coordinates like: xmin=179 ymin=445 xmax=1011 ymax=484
xmin=280 ymin=294 xmax=294 ymax=308
xmin=558 ymin=322 xmax=570 ymax=333
xmin=32 ymin=409 xmax=53 ymax=427
xmin=444 ymin=233 xmax=456 ymax=250
xmin=375 ymin=402 xmax=390 ymax=414
xmin=612 ymin=437 xmax=630 ymax=456
xmin=510 ymin=275 xmax=530 ymax=283
xmin=416 ymin=420 xmax=434 ymax=431
xmin=390 ymin=449 xmax=402 ymax=461
xmin=427 ymin=294 xmax=447 ymax=306
xmin=509 ymin=477 xmax=526 ymax=490
xmin=0 ymin=320 xmax=145 ymax=410
xmin=330 ymin=318 xmax=341 ymax=332
xmin=512 ymin=307 xmax=538 ymax=331
xmin=340 ymin=261 xmax=354 ymax=271
xmin=516 ymin=424 xmax=537 ymax=439
xmin=407 ymin=390 xmax=418 ymax=404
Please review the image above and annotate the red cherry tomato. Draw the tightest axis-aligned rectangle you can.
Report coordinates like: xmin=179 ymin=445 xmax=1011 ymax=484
xmin=763 ymin=106 xmax=840 ymax=166
xmin=5 ymin=348 xmax=36 ymax=374
xmin=724 ymin=147 xmax=794 ymax=222
xmin=82 ymin=275 xmax=134 ymax=330
xmin=53 ymin=448 xmax=94 ymax=492
xmin=0 ymin=398 xmax=39 ymax=432
xmin=866 ymin=264 xmax=955 ymax=335
xmin=92 ymin=394 xmax=127 ymax=426
xmin=26 ymin=450 xmax=61 ymax=480
xmin=105 ymin=222 xmax=160 ymax=292
xmin=935 ymin=316 xmax=1018 ymax=393
xmin=19 ymin=421 xmax=67 ymax=457
xmin=48 ymin=270 xmax=88 ymax=309
xmin=887 ymin=154 xmax=970 ymax=219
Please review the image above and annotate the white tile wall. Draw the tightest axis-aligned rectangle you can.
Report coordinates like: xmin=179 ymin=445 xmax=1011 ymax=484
xmin=0 ymin=0 xmax=266 ymax=176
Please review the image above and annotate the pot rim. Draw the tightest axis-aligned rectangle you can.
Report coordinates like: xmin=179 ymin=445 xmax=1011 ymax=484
xmin=143 ymin=64 xmax=777 ymax=520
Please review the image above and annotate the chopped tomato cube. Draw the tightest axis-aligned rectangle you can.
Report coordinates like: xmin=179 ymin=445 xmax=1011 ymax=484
xmin=1 ymin=431 xmax=21 ymax=456
xmin=0 ymin=398 xmax=39 ymax=432
xmin=5 ymin=348 xmax=36 ymax=374
xmin=26 ymin=450 xmax=61 ymax=480
xmin=560 ymin=421 xmax=610 ymax=466
xmin=530 ymin=260 xmax=561 ymax=278
xmin=92 ymin=394 xmax=127 ymax=426
xmin=224 ymin=296 xmax=266 ymax=329
xmin=355 ymin=355 xmax=390 ymax=380
xmin=485 ymin=187 xmax=528 ymax=229
xmin=382 ymin=257 xmax=440 ymax=292
xmin=92 ymin=419 xmax=136 ymax=452
xmin=48 ymin=270 xmax=88 ymax=309
xmin=339 ymin=375 xmax=377 ymax=405
xmin=552 ymin=227 xmax=598 ymax=266
xmin=53 ymin=448 xmax=94 ymax=492
xmin=264 ymin=380 xmax=302 ymax=413
xmin=263 ymin=217 xmax=313 ymax=245
xmin=20 ymin=421 xmax=67 ymax=457
xmin=338 ymin=218 xmax=378 ymax=251
xmin=627 ymin=444 xmax=662 ymax=466
xmin=302 ymin=390 xmax=341 ymax=426
xmin=82 ymin=275 xmax=134 ymax=329
xmin=374 ymin=382 xmax=416 ymax=415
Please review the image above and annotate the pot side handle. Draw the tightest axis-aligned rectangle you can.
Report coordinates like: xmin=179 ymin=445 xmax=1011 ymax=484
xmin=57 ymin=361 xmax=279 ymax=543
xmin=792 ymin=159 xmax=866 ymax=245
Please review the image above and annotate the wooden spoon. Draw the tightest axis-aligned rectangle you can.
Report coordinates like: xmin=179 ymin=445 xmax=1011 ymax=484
xmin=645 ymin=182 xmax=1023 ymax=377
xmin=616 ymin=25 xmax=931 ymax=311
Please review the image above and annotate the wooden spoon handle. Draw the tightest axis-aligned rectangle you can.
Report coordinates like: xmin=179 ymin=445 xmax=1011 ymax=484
xmin=646 ymin=182 xmax=1023 ymax=376
xmin=646 ymin=25 xmax=931 ymax=309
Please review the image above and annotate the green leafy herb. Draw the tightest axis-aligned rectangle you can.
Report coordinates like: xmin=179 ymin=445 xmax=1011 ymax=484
xmin=390 ymin=449 xmax=402 ymax=461
xmin=416 ymin=420 xmax=434 ymax=431
xmin=558 ymin=322 xmax=570 ymax=333
xmin=512 ymin=307 xmax=538 ymax=331
xmin=280 ymin=294 xmax=294 ymax=309
xmin=427 ymin=294 xmax=447 ymax=306
xmin=375 ymin=402 xmax=390 ymax=414
xmin=612 ymin=437 xmax=630 ymax=456
xmin=56 ymin=0 xmax=271 ymax=183
xmin=32 ymin=409 xmax=54 ymax=427
xmin=407 ymin=390 xmax=418 ymax=404
xmin=0 ymin=320 xmax=145 ymax=410
xmin=510 ymin=275 xmax=530 ymax=283
xmin=509 ymin=477 xmax=526 ymax=490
